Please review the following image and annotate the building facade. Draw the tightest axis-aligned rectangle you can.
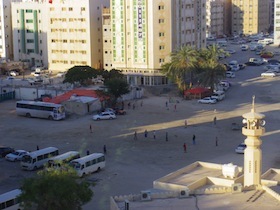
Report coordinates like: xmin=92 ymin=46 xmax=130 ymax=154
xmin=274 ymin=0 xmax=280 ymax=45
xmin=103 ymin=0 xmax=206 ymax=86
xmin=231 ymin=0 xmax=269 ymax=36
xmin=0 ymin=0 xmax=13 ymax=60
xmin=206 ymin=0 xmax=225 ymax=38
xmin=11 ymin=1 xmax=48 ymax=68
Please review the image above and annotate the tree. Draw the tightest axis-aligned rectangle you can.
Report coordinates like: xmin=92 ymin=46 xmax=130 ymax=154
xmin=161 ymin=46 xmax=197 ymax=91
xmin=104 ymin=77 xmax=130 ymax=106
xmin=63 ymin=66 xmax=98 ymax=86
xmin=19 ymin=165 xmax=93 ymax=210
xmin=194 ymin=45 xmax=227 ymax=90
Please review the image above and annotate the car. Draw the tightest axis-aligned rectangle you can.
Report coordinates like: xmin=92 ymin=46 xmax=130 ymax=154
xmin=273 ymin=51 xmax=280 ymax=56
xmin=198 ymin=97 xmax=217 ymax=104
xmin=93 ymin=112 xmax=116 ymax=120
xmin=102 ymin=108 xmax=116 ymax=114
xmin=241 ymin=44 xmax=249 ymax=51
xmin=263 ymin=65 xmax=280 ymax=71
xmin=226 ymin=71 xmax=236 ymax=78
xmin=260 ymin=51 xmax=274 ymax=58
xmin=267 ymin=59 xmax=280 ymax=65
xmin=229 ymin=60 xmax=238 ymax=66
xmin=9 ymin=71 xmax=19 ymax=77
xmin=5 ymin=150 xmax=29 ymax=161
xmin=261 ymin=71 xmax=278 ymax=77
xmin=235 ymin=143 xmax=246 ymax=154
xmin=211 ymin=90 xmax=225 ymax=101
xmin=0 ymin=146 xmax=14 ymax=158
xmin=230 ymin=64 xmax=240 ymax=71
xmin=239 ymin=64 xmax=246 ymax=70
xmin=224 ymin=49 xmax=236 ymax=54
xmin=114 ymin=108 xmax=127 ymax=115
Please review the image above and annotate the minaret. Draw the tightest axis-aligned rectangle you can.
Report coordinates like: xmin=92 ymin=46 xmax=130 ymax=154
xmin=242 ymin=96 xmax=265 ymax=188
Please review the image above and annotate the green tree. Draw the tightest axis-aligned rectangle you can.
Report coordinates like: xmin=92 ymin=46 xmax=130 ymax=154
xmin=63 ymin=66 xmax=98 ymax=86
xmin=19 ymin=165 xmax=93 ymax=210
xmin=194 ymin=45 xmax=227 ymax=90
xmin=161 ymin=46 xmax=197 ymax=91
xmin=104 ymin=77 xmax=130 ymax=105
xmin=100 ymin=69 xmax=124 ymax=81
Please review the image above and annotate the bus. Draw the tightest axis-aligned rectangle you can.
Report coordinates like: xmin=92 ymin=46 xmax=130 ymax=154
xmin=21 ymin=147 xmax=59 ymax=171
xmin=0 ymin=189 xmax=22 ymax=210
xmin=48 ymin=151 xmax=80 ymax=168
xmin=70 ymin=153 xmax=105 ymax=177
xmin=16 ymin=100 xmax=66 ymax=120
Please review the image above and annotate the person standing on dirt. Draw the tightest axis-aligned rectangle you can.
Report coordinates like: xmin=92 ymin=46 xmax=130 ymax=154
xmin=103 ymin=145 xmax=107 ymax=154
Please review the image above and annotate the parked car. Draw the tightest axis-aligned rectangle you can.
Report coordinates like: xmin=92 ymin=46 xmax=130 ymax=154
xmin=225 ymin=49 xmax=236 ymax=54
xmin=261 ymin=71 xmax=278 ymax=77
xmin=93 ymin=112 xmax=116 ymax=120
xmin=5 ymin=150 xmax=29 ymax=161
xmin=226 ymin=71 xmax=236 ymax=78
xmin=0 ymin=146 xmax=14 ymax=158
xmin=211 ymin=91 xmax=225 ymax=101
xmin=267 ymin=59 xmax=280 ymax=65
xmin=230 ymin=65 xmax=240 ymax=71
xmin=198 ymin=97 xmax=217 ymax=104
xmin=9 ymin=71 xmax=19 ymax=77
xmin=263 ymin=65 xmax=280 ymax=71
xmin=235 ymin=143 xmax=246 ymax=154
xmin=241 ymin=44 xmax=249 ymax=51
xmin=239 ymin=64 xmax=246 ymax=70
xmin=114 ymin=108 xmax=127 ymax=115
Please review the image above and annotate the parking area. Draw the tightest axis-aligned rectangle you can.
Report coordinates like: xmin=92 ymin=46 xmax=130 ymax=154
xmin=1 ymin=43 xmax=280 ymax=210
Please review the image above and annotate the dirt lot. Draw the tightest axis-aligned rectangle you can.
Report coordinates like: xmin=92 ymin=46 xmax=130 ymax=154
xmin=1 ymin=64 xmax=280 ymax=210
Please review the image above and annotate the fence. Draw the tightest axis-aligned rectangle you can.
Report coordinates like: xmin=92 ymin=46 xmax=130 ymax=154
xmin=0 ymin=91 xmax=15 ymax=102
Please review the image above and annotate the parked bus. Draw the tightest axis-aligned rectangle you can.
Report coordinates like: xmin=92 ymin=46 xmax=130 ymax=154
xmin=0 ymin=189 xmax=22 ymax=210
xmin=48 ymin=151 xmax=80 ymax=168
xmin=70 ymin=153 xmax=105 ymax=177
xmin=16 ymin=100 xmax=66 ymax=120
xmin=21 ymin=147 xmax=59 ymax=171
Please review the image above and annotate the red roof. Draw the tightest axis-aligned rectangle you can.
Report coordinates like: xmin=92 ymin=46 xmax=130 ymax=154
xmin=184 ymin=87 xmax=211 ymax=94
xmin=43 ymin=89 xmax=109 ymax=104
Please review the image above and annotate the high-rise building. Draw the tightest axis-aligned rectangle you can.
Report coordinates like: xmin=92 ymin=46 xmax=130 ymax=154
xmin=231 ymin=0 xmax=269 ymax=35
xmin=11 ymin=0 xmax=48 ymax=68
xmin=0 ymin=0 xmax=13 ymax=60
xmin=103 ymin=0 xmax=206 ymax=86
xmin=274 ymin=0 xmax=280 ymax=45
xmin=206 ymin=0 xmax=225 ymax=38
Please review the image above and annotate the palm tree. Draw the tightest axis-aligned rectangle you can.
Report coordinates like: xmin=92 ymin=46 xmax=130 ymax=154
xmin=194 ymin=45 xmax=227 ymax=90
xmin=161 ymin=46 xmax=197 ymax=91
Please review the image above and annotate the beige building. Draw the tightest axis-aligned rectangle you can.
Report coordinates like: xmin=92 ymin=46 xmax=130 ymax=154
xmin=102 ymin=0 xmax=206 ymax=86
xmin=11 ymin=0 xmax=48 ymax=68
xmin=206 ymin=0 xmax=225 ymax=38
xmin=274 ymin=0 xmax=280 ymax=45
xmin=231 ymin=0 xmax=270 ymax=35
xmin=47 ymin=0 xmax=109 ymax=72
xmin=0 ymin=0 xmax=13 ymax=60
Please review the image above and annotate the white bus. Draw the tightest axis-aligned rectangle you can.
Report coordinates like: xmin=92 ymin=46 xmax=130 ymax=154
xmin=21 ymin=147 xmax=59 ymax=171
xmin=0 ymin=189 xmax=22 ymax=210
xmin=16 ymin=100 xmax=66 ymax=120
xmin=70 ymin=153 xmax=105 ymax=177
xmin=48 ymin=151 xmax=80 ymax=168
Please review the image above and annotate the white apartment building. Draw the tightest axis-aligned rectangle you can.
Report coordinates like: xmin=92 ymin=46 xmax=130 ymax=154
xmin=11 ymin=0 xmax=48 ymax=68
xmin=0 ymin=0 xmax=13 ymax=60
xmin=103 ymin=0 xmax=206 ymax=86
xmin=47 ymin=0 xmax=109 ymax=72
xmin=274 ymin=0 xmax=280 ymax=45
xmin=206 ymin=0 xmax=225 ymax=38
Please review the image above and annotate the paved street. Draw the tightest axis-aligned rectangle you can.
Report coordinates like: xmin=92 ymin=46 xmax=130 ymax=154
xmin=0 ymin=42 xmax=280 ymax=210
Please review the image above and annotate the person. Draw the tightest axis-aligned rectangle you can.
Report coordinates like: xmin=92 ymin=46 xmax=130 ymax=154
xmin=165 ymin=101 xmax=168 ymax=108
xmin=144 ymin=130 xmax=148 ymax=138
xmin=153 ymin=130 xmax=156 ymax=139
xmin=174 ymin=104 xmax=177 ymax=112
xmin=134 ymin=131 xmax=138 ymax=140
xmin=36 ymin=145 xmax=39 ymax=150
xmin=87 ymin=150 xmax=90 ymax=155
xmin=183 ymin=143 xmax=187 ymax=153
xmin=192 ymin=134 xmax=196 ymax=145
xmin=127 ymin=102 xmax=131 ymax=109
xmin=213 ymin=116 xmax=217 ymax=125
xmin=103 ymin=145 xmax=107 ymax=154
xmin=133 ymin=103 xmax=135 ymax=110
xmin=166 ymin=131 xmax=168 ymax=142
xmin=90 ymin=124 xmax=92 ymax=133
xmin=216 ymin=137 xmax=218 ymax=147
xmin=185 ymin=120 xmax=188 ymax=128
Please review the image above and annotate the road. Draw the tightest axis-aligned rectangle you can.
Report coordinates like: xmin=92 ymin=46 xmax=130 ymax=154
xmin=0 ymin=42 xmax=280 ymax=210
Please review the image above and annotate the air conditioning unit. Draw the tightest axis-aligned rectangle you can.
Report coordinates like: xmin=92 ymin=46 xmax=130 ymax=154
xmin=232 ymin=183 xmax=243 ymax=193
xmin=141 ymin=190 xmax=151 ymax=201
xmin=179 ymin=189 xmax=190 ymax=198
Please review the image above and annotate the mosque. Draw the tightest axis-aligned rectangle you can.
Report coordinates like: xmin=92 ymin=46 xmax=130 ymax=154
xmin=110 ymin=97 xmax=280 ymax=210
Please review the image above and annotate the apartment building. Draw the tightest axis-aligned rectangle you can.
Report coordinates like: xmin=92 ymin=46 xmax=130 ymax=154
xmin=231 ymin=0 xmax=269 ymax=35
xmin=274 ymin=0 xmax=280 ymax=45
xmin=103 ymin=0 xmax=206 ymax=86
xmin=47 ymin=0 xmax=109 ymax=72
xmin=0 ymin=0 xmax=13 ymax=60
xmin=206 ymin=0 xmax=225 ymax=38
xmin=11 ymin=0 xmax=48 ymax=68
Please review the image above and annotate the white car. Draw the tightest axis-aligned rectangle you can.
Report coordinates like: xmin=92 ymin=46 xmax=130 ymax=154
xmin=10 ymin=71 xmax=19 ymax=77
xmin=5 ymin=150 xmax=29 ymax=161
xmin=198 ymin=97 xmax=217 ymax=104
xmin=225 ymin=49 xmax=236 ymax=54
xmin=261 ymin=71 xmax=278 ymax=77
xmin=235 ymin=143 xmax=246 ymax=154
xmin=241 ymin=44 xmax=249 ymax=51
xmin=93 ymin=112 xmax=116 ymax=120
xmin=226 ymin=71 xmax=236 ymax=78
xmin=230 ymin=64 xmax=240 ymax=71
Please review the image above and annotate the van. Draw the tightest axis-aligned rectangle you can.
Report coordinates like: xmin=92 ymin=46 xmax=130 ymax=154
xmin=212 ymin=91 xmax=225 ymax=101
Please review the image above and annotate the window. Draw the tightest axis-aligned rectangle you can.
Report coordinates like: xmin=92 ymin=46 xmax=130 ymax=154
xmin=69 ymin=7 xmax=73 ymax=11
xmin=26 ymin=19 xmax=33 ymax=23
xmin=159 ymin=19 xmax=164 ymax=24
xmin=159 ymin=45 xmax=165 ymax=50
xmin=27 ymin=39 xmax=34 ymax=43
xmin=159 ymin=32 xmax=165 ymax=37
xmin=158 ymin=5 xmax=164 ymax=10
xmin=26 ymin=9 xmax=32 ymax=13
